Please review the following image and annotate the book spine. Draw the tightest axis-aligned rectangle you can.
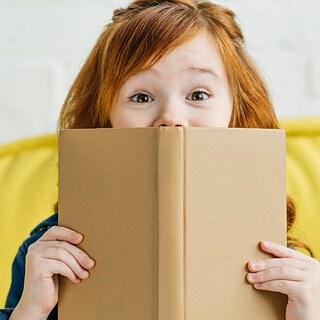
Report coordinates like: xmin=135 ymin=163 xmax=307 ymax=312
xmin=156 ymin=127 xmax=184 ymax=320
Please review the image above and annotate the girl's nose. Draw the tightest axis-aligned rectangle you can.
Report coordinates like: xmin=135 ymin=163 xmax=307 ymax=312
xmin=153 ymin=111 xmax=188 ymax=128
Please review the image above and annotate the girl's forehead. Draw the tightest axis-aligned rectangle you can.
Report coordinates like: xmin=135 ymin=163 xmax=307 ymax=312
xmin=136 ymin=32 xmax=224 ymax=75
xmin=136 ymin=30 xmax=219 ymax=66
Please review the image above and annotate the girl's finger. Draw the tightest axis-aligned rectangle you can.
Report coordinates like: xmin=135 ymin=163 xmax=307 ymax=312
xmin=36 ymin=247 xmax=90 ymax=280
xmin=253 ymin=279 xmax=300 ymax=296
xmin=248 ymin=258 xmax=308 ymax=273
xmin=39 ymin=226 xmax=83 ymax=244
xmin=247 ymin=266 xmax=305 ymax=284
xmin=260 ymin=241 xmax=312 ymax=262
xmin=47 ymin=259 xmax=81 ymax=284
xmin=31 ymin=240 xmax=95 ymax=270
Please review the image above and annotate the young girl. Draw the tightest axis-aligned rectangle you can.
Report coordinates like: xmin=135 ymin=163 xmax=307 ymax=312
xmin=2 ymin=0 xmax=319 ymax=319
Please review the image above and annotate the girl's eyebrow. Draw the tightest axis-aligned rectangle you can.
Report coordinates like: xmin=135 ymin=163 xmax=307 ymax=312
xmin=187 ymin=67 xmax=219 ymax=79
xmin=134 ymin=66 xmax=219 ymax=79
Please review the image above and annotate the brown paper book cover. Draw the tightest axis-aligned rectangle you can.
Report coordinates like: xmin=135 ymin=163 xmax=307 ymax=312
xmin=58 ymin=127 xmax=287 ymax=319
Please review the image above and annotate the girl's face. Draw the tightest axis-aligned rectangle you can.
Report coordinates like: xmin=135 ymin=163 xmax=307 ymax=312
xmin=110 ymin=30 xmax=233 ymax=128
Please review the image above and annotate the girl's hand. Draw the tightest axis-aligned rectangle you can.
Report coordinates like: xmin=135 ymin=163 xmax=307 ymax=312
xmin=11 ymin=226 xmax=95 ymax=320
xmin=247 ymin=241 xmax=320 ymax=320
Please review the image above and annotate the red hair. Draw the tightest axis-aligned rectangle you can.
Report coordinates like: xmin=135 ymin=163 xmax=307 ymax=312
xmin=57 ymin=0 xmax=313 ymax=256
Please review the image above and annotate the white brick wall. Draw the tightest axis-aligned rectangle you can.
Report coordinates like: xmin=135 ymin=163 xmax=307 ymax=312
xmin=0 ymin=0 xmax=319 ymax=145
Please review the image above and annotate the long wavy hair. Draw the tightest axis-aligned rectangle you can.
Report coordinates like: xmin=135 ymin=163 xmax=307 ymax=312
xmin=56 ymin=0 xmax=313 ymax=256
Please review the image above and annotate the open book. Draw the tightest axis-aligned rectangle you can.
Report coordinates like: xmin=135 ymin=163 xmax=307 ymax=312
xmin=58 ymin=127 xmax=287 ymax=319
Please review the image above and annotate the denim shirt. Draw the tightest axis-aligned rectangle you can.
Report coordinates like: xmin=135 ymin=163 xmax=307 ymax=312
xmin=0 ymin=213 xmax=58 ymax=320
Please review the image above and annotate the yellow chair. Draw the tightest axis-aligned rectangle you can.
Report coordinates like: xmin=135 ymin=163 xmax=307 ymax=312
xmin=0 ymin=118 xmax=319 ymax=307
xmin=0 ymin=135 xmax=58 ymax=307
xmin=282 ymin=117 xmax=320 ymax=255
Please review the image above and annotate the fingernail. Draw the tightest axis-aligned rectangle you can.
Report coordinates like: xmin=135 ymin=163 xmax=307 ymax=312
xmin=251 ymin=261 xmax=259 ymax=269
xmin=248 ymin=273 xmax=256 ymax=281
xmin=82 ymin=270 xmax=89 ymax=277
xmin=86 ymin=259 xmax=95 ymax=267
xmin=73 ymin=233 xmax=83 ymax=241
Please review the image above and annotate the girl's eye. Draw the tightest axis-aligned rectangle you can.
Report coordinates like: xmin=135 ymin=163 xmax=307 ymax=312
xmin=129 ymin=90 xmax=211 ymax=103
xmin=186 ymin=90 xmax=211 ymax=101
xmin=130 ymin=93 xmax=154 ymax=103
